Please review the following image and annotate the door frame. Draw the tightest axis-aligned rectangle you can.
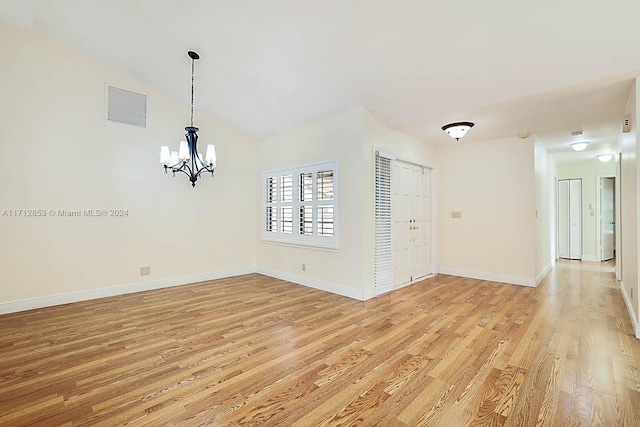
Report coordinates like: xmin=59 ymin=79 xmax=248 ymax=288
xmin=557 ymin=178 xmax=583 ymax=260
xmin=597 ymin=175 xmax=615 ymax=262
xmin=373 ymin=149 xmax=438 ymax=295
xmin=391 ymin=159 xmax=435 ymax=289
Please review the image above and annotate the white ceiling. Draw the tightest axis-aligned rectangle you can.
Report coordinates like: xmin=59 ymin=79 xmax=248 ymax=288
xmin=2 ymin=0 xmax=639 ymax=161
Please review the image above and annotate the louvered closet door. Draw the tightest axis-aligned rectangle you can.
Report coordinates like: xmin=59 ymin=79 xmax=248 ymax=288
xmin=374 ymin=154 xmax=393 ymax=295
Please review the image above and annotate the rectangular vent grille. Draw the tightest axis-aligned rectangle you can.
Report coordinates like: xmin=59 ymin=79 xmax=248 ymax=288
xmin=108 ymin=86 xmax=147 ymax=127
xmin=623 ymin=114 xmax=631 ymax=133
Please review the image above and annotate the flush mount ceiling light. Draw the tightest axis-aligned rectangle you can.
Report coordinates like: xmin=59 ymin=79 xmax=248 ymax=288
xmin=441 ymin=122 xmax=474 ymax=141
xmin=570 ymin=142 xmax=588 ymax=152
xmin=597 ymin=153 xmax=613 ymax=162
xmin=160 ymin=51 xmax=217 ymax=187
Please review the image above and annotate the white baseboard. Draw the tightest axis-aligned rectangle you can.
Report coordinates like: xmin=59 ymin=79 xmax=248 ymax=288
xmin=0 ymin=266 xmax=256 ymax=315
xmin=256 ymin=266 xmax=366 ymax=301
xmin=581 ymin=255 xmax=599 ymax=262
xmin=620 ymin=282 xmax=640 ymax=339
xmin=438 ymin=266 xmax=536 ymax=287
xmin=535 ymin=260 xmax=554 ymax=286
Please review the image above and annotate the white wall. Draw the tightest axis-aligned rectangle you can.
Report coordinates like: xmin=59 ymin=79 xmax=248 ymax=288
xmin=534 ymin=137 xmax=556 ymax=282
xmin=556 ymin=158 xmax=616 ymax=262
xmin=0 ymin=24 xmax=257 ymax=312
xmin=256 ymin=108 xmax=367 ymax=299
xmin=255 ymin=109 xmax=439 ymax=300
xmin=438 ymin=136 xmax=537 ymax=286
xmin=618 ymin=78 xmax=639 ymax=332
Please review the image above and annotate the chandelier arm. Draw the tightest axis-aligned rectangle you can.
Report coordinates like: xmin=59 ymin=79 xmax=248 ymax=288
xmin=193 ymin=165 xmax=215 ymax=180
xmin=169 ymin=166 xmax=185 ymax=176
xmin=165 ymin=160 xmax=186 ymax=169
xmin=191 ymin=154 xmax=214 ymax=171
xmin=182 ymin=163 xmax=195 ymax=178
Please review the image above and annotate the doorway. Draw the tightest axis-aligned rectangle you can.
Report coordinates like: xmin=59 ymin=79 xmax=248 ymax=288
xmin=558 ymin=179 xmax=582 ymax=260
xmin=600 ymin=177 xmax=615 ymax=261
xmin=392 ymin=160 xmax=431 ymax=288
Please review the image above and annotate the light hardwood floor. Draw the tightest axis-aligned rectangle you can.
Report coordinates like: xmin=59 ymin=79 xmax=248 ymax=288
xmin=1 ymin=260 xmax=639 ymax=426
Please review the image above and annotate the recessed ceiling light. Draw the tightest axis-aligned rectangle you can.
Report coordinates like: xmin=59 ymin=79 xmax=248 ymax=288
xmin=597 ymin=154 xmax=613 ymax=162
xmin=570 ymin=142 xmax=588 ymax=151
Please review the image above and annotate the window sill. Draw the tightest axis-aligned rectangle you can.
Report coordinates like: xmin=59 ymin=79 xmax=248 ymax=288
xmin=261 ymin=237 xmax=339 ymax=252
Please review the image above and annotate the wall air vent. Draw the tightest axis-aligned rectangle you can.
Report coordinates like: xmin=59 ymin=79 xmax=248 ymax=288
xmin=571 ymin=130 xmax=583 ymax=136
xmin=623 ymin=114 xmax=631 ymax=133
xmin=107 ymin=85 xmax=147 ymax=127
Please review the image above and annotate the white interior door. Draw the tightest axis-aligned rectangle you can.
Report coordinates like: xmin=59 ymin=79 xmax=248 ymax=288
xmin=392 ymin=162 xmax=411 ymax=286
xmin=412 ymin=166 xmax=431 ymax=278
xmin=601 ymin=177 xmax=614 ymax=261
xmin=392 ymin=161 xmax=431 ymax=287
xmin=569 ymin=180 xmax=582 ymax=260
xmin=558 ymin=180 xmax=570 ymax=258
xmin=558 ymin=179 xmax=582 ymax=260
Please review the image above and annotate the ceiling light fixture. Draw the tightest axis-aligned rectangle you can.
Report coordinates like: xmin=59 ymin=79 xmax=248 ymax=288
xmin=570 ymin=142 xmax=588 ymax=152
xmin=597 ymin=154 xmax=613 ymax=162
xmin=441 ymin=122 xmax=475 ymax=141
xmin=160 ymin=51 xmax=216 ymax=187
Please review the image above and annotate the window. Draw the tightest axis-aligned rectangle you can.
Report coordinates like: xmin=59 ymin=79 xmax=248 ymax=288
xmin=263 ymin=160 xmax=338 ymax=249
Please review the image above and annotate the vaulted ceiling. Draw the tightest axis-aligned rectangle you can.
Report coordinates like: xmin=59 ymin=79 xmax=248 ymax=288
xmin=2 ymin=0 xmax=639 ymax=162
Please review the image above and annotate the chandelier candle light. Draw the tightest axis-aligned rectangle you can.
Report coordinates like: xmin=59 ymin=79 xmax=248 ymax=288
xmin=160 ymin=51 xmax=216 ymax=187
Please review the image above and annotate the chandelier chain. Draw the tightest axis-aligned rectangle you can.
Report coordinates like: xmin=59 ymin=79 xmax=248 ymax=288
xmin=190 ymin=56 xmax=195 ymax=127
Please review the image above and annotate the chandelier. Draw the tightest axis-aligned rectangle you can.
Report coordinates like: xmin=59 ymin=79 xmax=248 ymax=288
xmin=160 ymin=51 xmax=216 ymax=187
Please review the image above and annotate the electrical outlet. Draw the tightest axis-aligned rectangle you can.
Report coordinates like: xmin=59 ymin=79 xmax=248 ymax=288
xmin=140 ymin=266 xmax=150 ymax=276
xmin=302 ymin=263 xmax=306 ymax=272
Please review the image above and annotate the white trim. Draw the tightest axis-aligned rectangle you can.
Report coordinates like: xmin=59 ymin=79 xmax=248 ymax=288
xmin=430 ymin=168 xmax=438 ymax=275
xmin=596 ymin=174 xmax=615 ymax=263
xmin=374 ymin=148 xmax=396 ymax=161
xmin=535 ymin=260 xmax=554 ymax=285
xmin=0 ymin=267 xmax=255 ymax=315
xmin=374 ymin=150 xmax=438 ymax=290
xmin=261 ymin=239 xmax=339 ymax=252
xmin=581 ymin=255 xmax=599 ymax=262
xmin=438 ymin=266 xmax=536 ymax=287
xmin=262 ymin=159 xmax=339 ymax=249
xmin=256 ymin=266 xmax=367 ymax=301
xmin=620 ymin=282 xmax=640 ymax=339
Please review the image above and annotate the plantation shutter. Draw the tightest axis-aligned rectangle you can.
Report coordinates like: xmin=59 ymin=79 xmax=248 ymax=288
xmin=374 ymin=151 xmax=393 ymax=295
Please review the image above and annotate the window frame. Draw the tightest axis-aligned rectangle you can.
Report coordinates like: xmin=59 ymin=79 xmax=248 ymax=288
xmin=262 ymin=160 xmax=339 ymax=250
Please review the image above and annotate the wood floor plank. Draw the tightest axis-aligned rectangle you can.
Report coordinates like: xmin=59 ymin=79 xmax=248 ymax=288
xmin=0 ymin=261 xmax=639 ymax=426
